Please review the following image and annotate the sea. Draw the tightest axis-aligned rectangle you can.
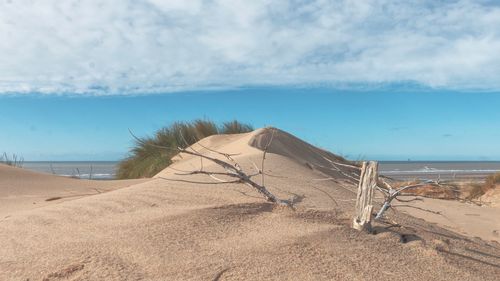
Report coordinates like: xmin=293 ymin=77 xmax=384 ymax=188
xmin=22 ymin=161 xmax=118 ymax=180
xmin=19 ymin=161 xmax=500 ymax=181
xmin=379 ymin=161 xmax=500 ymax=181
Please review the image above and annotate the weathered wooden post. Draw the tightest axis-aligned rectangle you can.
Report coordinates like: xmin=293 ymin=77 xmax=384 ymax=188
xmin=352 ymin=161 xmax=378 ymax=232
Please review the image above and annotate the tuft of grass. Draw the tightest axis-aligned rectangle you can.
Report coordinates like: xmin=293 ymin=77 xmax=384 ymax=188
xmin=221 ymin=120 xmax=254 ymax=134
xmin=0 ymin=152 xmax=24 ymax=168
xmin=484 ymin=172 xmax=500 ymax=191
xmin=465 ymin=172 xmax=500 ymax=200
xmin=465 ymin=183 xmax=486 ymax=200
xmin=117 ymin=119 xmax=253 ymax=179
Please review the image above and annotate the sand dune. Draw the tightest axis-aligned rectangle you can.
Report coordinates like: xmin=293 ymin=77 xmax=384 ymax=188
xmin=1 ymin=128 xmax=499 ymax=280
xmin=482 ymin=186 xmax=500 ymax=207
xmin=0 ymin=164 xmax=147 ymax=216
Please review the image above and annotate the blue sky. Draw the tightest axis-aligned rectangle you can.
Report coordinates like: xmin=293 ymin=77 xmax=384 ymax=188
xmin=1 ymin=1 xmax=500 ymax=160
xmin=1 ymin=87 xmax=500 ymax=161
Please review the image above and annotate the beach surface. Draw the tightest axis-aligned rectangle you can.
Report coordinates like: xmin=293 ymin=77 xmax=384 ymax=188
xmin=0 ymin=164 xmax=146 ymax=216
xmin=1 ymin=128 xmax=499 ymax=280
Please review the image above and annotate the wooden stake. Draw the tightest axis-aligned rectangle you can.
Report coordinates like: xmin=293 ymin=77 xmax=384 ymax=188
xmin=353 ymin=161 xmax=378 ymax=232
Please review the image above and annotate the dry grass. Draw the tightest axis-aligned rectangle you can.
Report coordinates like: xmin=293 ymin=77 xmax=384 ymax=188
xmin=0 ymin=152 xmax=24 ymax=168
xmin=462 ymin=173 xmax=500 ymax=200
xmin=392 ymin=174 xmax=500 ymax=201
xmin=484 ymin=172 xmax=500 ymax=191
xmin=464 ymin=183 xmax=487 ymax=200
xmin=117 ymin=119 xmax=253 ymax=179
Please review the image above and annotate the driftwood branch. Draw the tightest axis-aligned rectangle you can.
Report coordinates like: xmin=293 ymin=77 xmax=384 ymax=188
xmin=352 ymin=161 xmax=378 ymax=232
xmin=312 ymin=156 xmax=361 ymax=183
xmin=159 ymin=177 xmax=241 ymax=185
xmin=374 ymin=179 xmax=450 ymax=220
xmin=351 ymin=161 xmax=452 ymax=231
xmin=180 ymin=149 xmax=289 ymax=205
xmin=129 ymin=129 xmax=291 ymax=206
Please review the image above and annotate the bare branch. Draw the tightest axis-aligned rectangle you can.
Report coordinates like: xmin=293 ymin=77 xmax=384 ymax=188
xmin=129 ymin=129 xmax=290 ymax=206
xmin=375 ymin=179 xmax=453 ymax=220
xmin=159 ymin=177 xmax=241 ymax=185
xmin=395 ymin=197 xmax=424 ymax=203
xmin=209 ymin=174 xmax=236 ymax=183
xmin=321 ymin=156 xmax=361 ymax=170
xmin=309 ymin=185 xmax=338 ymax=206
xmin=311 ymin=162 xmax=360 ymax=183
xmin=312 ymin=177 xmax=336 ymax=181
xmin=261 ymin=128 xmax=276 ymax=187
xmin=393 ymin=204 xmax=443 ymax=215
xmin=250 ymin=160 xmax=260 ymax=173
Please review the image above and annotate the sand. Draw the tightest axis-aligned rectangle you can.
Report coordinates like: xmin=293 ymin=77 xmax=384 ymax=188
xmin=0 ymin=164 xmax=147 ymax=216
xmin=483 ymin=186 xmax=500 ymax=207
xmin=1 ymin=128 xmax=499 ymax=280
xmin=393 ymin=197 xmax=500 ymax=243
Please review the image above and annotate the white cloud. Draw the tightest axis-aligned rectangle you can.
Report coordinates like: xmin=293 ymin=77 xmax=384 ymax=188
xmin=1 ymin=0 xmax=500 ymax=95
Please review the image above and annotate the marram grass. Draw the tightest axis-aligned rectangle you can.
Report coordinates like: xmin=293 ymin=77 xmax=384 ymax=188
xmin=117 ymin=120 xmax=253 ymax=179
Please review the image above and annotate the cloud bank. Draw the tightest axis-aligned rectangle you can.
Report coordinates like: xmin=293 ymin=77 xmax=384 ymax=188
xmin=1 ymin=0 xmax=500 ymax=94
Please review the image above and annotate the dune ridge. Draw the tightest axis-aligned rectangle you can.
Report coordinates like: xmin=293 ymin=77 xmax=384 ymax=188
xmin=1 ymin=128 xmax=499 ymax=280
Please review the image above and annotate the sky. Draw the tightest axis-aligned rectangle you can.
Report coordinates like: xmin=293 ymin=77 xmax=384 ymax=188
xmin=1 ymin=0 xmax=500 ymax=161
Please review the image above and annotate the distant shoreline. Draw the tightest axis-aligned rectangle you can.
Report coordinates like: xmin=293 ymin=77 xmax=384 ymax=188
xmin=379 ymin=161 xmax=500 ymax=181
xmin=17 ymin=160 xmax=500 ymax=182
xmin=21 ymin=161 xmax=118 ymax=180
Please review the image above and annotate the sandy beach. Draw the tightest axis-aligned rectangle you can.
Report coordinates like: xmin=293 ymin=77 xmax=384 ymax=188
xmin=2 ymin=0 xmax=500 ymax=279
xmin=1 ymin=128 xmax=499 ymax=280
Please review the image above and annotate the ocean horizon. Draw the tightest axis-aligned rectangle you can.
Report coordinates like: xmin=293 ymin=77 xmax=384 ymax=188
xmin=21 ymin=161 xmax=119 ymax=180
xmin=18 ymin=160 xmax=500 ymax=181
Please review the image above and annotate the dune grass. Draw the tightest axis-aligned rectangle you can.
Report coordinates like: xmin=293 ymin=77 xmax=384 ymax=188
xmin=465 ymin=172 xmax=500 ymax=200
xmin=0 ymin=152 xmax=24 ymax=168
xmin=484 ymin=172 xmax=500 ymax=191
xmin=117 ymin=119 xmax=253 ymax=179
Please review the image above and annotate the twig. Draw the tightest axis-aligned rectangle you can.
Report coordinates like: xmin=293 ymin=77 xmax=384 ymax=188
xmin=212 ymin=268 xmax=230 ymax=281
xmin=375 ymin=179 xmax=452 ymax=220
xmin=393 ymin=204 xmax=443 ymax=215
xmin=130 ymin=129 xmax=290 ymax=206
xmin=250 ymin=160 xmax=260 ymax=173
xmin=311 ymin=162 xmax=360 ymax=183
xmin=261 ymin=128 xmax=276 ymax=187
xmin=159 ymin=177 xmax=241 ymax=185
xmin=195 ymin=140 xmax=241 ymax=158
xmin=395 ymin=197 xmax=423 ymax=203
xmin=310 ymin=185 xmax=338 ymax=206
